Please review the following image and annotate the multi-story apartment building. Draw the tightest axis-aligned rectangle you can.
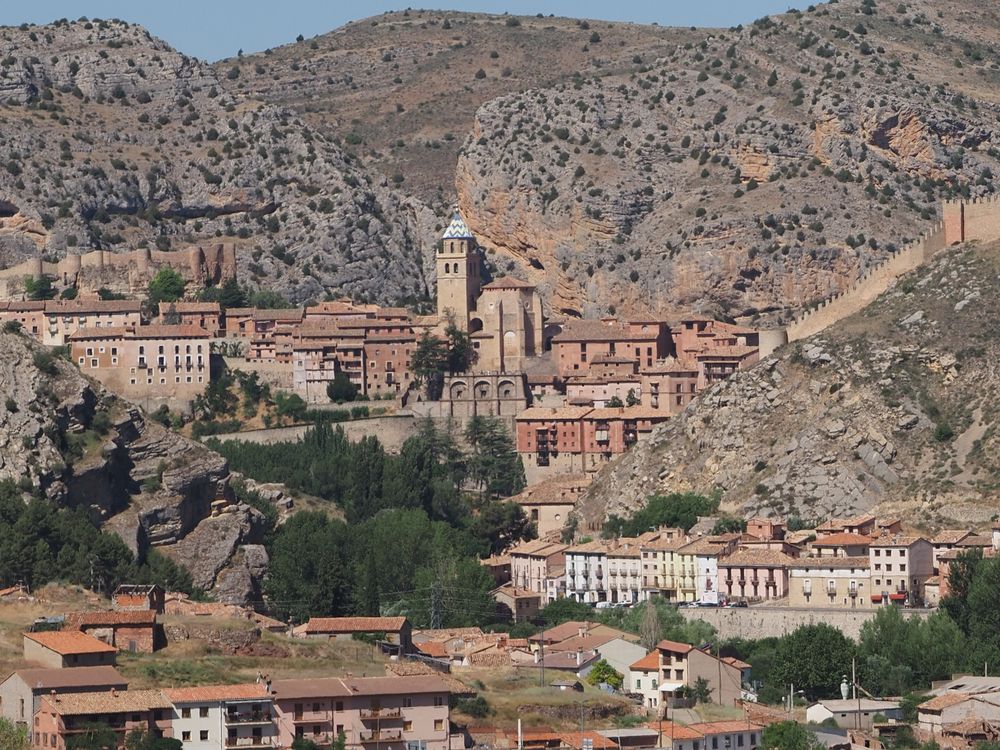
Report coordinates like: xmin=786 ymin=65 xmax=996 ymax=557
xmin=69 ymin=324 xmax=211 ymax=413
xmin=868 ymin=534 xmax=934 ymax=606
xmin=640 ymin=360 xmax=699 ymax=415
xmin=0 ymin=299 xmax=143 ymax=345
xmin=565 ymin=540 xmax=611 ymax=604
xmin=629 ymin=640 xmax=747 ymax=711
xmin=788 ymin=557 xmax=872 ymax=609
xmin=551 ymin=319 xmax=672 ymax=378
xmin=515 ymin=406 xmax=670 ymax=476
xmin=718 ymin=549 xmax=794 ymax=602
xmin=606 ymin=541 xmax=644 ymax=605
xmin=673 ymin=536 xmax=740 ymax=604
xmin=164 ymin=684 xmax=277 ymax=750
xmin=271 ymin=676 xmax=451 ymax=750
xmin=809 ymin=533 xmax=872 ymax=558
xmin=35 ymin=689 xmax=174 ymax=750
xmin=508 ymin=540 xmax=568 ymax=599
xmin=639 ymin=529 xmax=688 ymax=601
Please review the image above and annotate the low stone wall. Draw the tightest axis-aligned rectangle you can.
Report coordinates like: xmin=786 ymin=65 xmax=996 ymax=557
xmin=207 ymin=414 xmax=418 ymax=452
xmin=223 ymin=357 xmax=293 ymax=391
xmin=678 ymin=605 xmax=931 ymax=640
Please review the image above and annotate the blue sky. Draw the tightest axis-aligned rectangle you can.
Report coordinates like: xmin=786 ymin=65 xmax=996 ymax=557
xmin=2 ymin=1 xmax=795 ymax=61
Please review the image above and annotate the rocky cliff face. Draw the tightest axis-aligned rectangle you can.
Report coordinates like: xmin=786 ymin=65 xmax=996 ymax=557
xmin=0 ymin=19 xmax=427 ymax=305
xmin=579 ymin=241 xmax=1000 ymax=529
xmin=0 ymin=328 xmax=267 ymax=603
xmin=455 ymin=0 xmax=1000 ymax=319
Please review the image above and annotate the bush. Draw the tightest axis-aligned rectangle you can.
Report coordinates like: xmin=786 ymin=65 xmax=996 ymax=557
xmin=33 ymin=350 xmax=58 ymax=375
xmin=452 ymin=696 xmax=490 ymax=718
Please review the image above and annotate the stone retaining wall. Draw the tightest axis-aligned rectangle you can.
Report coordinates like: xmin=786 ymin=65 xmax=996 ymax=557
xmin=678 ymin=605 xmax=931 ymax=640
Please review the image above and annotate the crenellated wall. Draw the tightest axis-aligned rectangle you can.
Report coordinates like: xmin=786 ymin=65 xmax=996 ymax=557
xmin=0 ymin=243 xmax=237 ymax=298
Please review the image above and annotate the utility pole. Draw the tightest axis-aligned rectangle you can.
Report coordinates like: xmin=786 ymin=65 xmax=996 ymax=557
xmin=429 ymin=580 xmax=443 ymax=630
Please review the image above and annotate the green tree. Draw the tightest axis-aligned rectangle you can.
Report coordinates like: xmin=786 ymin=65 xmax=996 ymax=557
xmin=200 ymin=278 xmax=247 ymax=309
xmin=411 ymin=332 xmax=449 ymax=400
xmin=445 ymin=322 xmax=475 ymax=373
xmin=587 ymin=659 xmax=623 ymax=689
xmin=761 ymin=722 xmax=824 ymax=750
xmin=125 ymin=730 xmax=183 ymax=750
xmin=0 ymin=717 xmax=29 ymax=750
xmin=326 ymin=372 xmax=359 ymax=403
xmin=607 ymin=395 xmax=624 ymax=408
xmin=692 ymin=676 xmax=713 ymax=703
xmin=24 ymin=275 xmax=56 ymax=301
xmin=967 ymin=556 xmax=1000 ymax=650
xmin=264 ymin=511 xmax=352 ymax=622
xmin=767 ymin=623 xmax=855 ymax=700
xmin=538 ymin=597 xmax=594 ymax=625
xmin=66 ymin=723 xmax=118 ymax=750
xmin=464 ymin=416 xmax=525 ymax=498
xmin=248 ymin=289 xmax=292 ymax=308
xmin=941 ymin=548 xmax=982 ymax=635
xmin=147 ymin=268 xmax=186 ymax=305
xmin=467 ymin=501 xmax=534 ymax=556
xmin=625 ymin=389 xmax=640 ymax=407
xmin=602 ymin=492 xmax=719 ymax=537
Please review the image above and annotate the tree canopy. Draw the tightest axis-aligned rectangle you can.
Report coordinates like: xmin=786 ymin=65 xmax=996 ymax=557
xmin=147 ymin=267 xmax=186 ymax=305
xmin=602 ymin=492 xmax=720 ymax=537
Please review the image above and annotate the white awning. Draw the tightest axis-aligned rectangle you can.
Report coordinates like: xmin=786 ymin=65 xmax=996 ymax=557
xmin=659 ymin=682 xmax=686 ymax=692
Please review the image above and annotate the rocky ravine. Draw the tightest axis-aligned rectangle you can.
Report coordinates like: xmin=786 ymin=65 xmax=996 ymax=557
xmin=579 ymin=240 xmax=1000 ymax=529
xmin=0 ymin=328 xmax=270 ymax=603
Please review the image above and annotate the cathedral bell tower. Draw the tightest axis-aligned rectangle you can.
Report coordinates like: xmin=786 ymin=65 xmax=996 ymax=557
xmin=436 ymin=211 xmax=481 ymax=328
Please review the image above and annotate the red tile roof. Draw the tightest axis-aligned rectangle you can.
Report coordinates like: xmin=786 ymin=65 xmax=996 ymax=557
xmin=812 ymin=533 xmax=872 ymax=546
xmin=24 ymin=630 xmax=117 ymax=655
xmin=66 ymin=610 xmax=157 ymax=627
xmin=656 ymin=639 xmax=694 ymax=654
xmin=630 ymin=651 xmax=660 ymax=671
xmin=69 ymin=324 xmax=210 ymax=340
xmin=303 ymin=616 xmax=408 ymax=634
xmin=164 ymin=683 xmax=269 ymax=703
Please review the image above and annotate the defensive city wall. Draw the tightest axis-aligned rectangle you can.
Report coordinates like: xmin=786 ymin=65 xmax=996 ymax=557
xmin=759 ymin=197 xmax=1000 ymax=355
xmin=0 ymin=243 xmax=237 ymax=297
xmin=680 ymin=604 xmax=931 ymax=640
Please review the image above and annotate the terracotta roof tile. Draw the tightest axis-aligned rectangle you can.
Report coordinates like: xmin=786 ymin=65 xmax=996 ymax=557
xmin=719 ymin=549 xmax=796 ymax=568
xmin=656 ymin=640 xmax=694 ymax=654
xmin=44 ymin=688 xmax=169 ymax=715
xmin=630 ymin=651 xmax=660 ymax=671
xmin=24 ymin=630 xmax=117 ymax=655
xmin=645 ymin=722 xmax=704 ymax=740
xmin=11 ymin=666 xmax=126 ymax=691
xmin=920 ymin=693 xmax=974 ymax=711
xmin=811 ymin=533 xmax=872 ymax=546
xmin=164 ymin=683 xmax=269 ymax=703
xmin=688 ymin=721 xmax=764 ymax=734
xmin=303 ymin=616 xmax=408 ymax=634
xmin=69 ymin=324 xmax=210 ymax=340
xmin=66 ymin=610 xmax=157 ymax=627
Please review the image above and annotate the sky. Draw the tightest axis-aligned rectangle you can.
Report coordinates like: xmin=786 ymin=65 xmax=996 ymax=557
xmin=2 ymin=1 xmax=795 ymax=62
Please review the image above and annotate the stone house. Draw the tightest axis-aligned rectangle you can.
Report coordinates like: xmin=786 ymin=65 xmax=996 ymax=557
xmin=492 ymin=585 xmax=542 ymax=623
xmin=868 ymin=534 xmax=934 ymax=606
xmin=39 ymin=299 xmax=143 ymax=346
xmin=113 ymin=584 xmax=165 ymax=614
xmin=64 ymin=610 xmax=166 ymax=654
xmin=508 ymin=539 xmax=568 ymax=598
xmin=68 ymin=323 xmax=211 ymax=413
xmin=35 ymin=688 xmax=173 ymax=750
xmin=788 ymin=557 xmax=872 ymax=609
xmin=918 ymin=693 xmax=1000 ymax=736
xmin=22 ymin=631 xmax=117 ymax=669
xmin=718 ymin=549 xmax=794 ymax=602
xmin=0 ymin=666 xmax=126 ymax=728
xmin=509 ymin=475 xmax=588 ymax=538
xmin=809 ymin=533 xmax=872 ymax=558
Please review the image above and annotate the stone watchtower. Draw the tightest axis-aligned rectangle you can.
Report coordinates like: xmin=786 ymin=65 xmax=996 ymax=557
xmin=436 ymin=212 xmax=481 ymax=329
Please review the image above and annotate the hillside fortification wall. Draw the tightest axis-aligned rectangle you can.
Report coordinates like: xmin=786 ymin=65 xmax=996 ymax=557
xmin=782 ymin=197 xmax=1000 ymax=344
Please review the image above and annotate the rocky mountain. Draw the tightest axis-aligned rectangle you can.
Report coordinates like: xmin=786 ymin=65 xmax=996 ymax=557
xmin=218 ymin=10 xmax=686 ymax=206
xmin=0 ymin=326 xmax=269 ymax=602
xmin=455 ymin=0 xmax=1000 ymax=318
xmin=578 ymin=239 xmax=1000 ymax=530
xmin=0 ymin=18 xmax=429 ymax=305
xmin=4 ymin=4 xmax=1000 ymax=318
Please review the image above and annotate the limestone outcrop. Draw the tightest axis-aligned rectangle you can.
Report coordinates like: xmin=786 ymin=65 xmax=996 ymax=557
xmin=0 ymin=328 xmax=267 ymax=603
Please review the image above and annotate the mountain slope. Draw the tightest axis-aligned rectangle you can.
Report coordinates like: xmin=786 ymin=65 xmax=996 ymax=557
xmin=0 ymin=18 xmax=428 ymax=305
xmin=579 ymin=239 xmax=1000 ymax=529
xmin=456 ymin=0 xmax=1000 ymax=318
xmin=218 ymin=10 xmax=687 ymax=206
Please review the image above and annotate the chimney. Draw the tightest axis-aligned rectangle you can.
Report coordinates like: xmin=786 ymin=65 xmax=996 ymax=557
xmin=576 ymin=649 xmax=583 ymax=667
xmin=578 ymin=626 xmax=585 ymax=638
xmin=534 ymin=649 xmax=541 ymax=664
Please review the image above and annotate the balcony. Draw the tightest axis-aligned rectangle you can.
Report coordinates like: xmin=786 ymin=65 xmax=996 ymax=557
xmin=226 ymin=711 xmax=274 ymax=726
xmin=225 ymin=739 xmax=274 ymax=749
xmin=360 ymin=731 xmax=403 ymax=743
xmin=360 ymin=708 xmax=403 ymax=720
xmin=292 ymin=716 xmax=331 ymax=725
